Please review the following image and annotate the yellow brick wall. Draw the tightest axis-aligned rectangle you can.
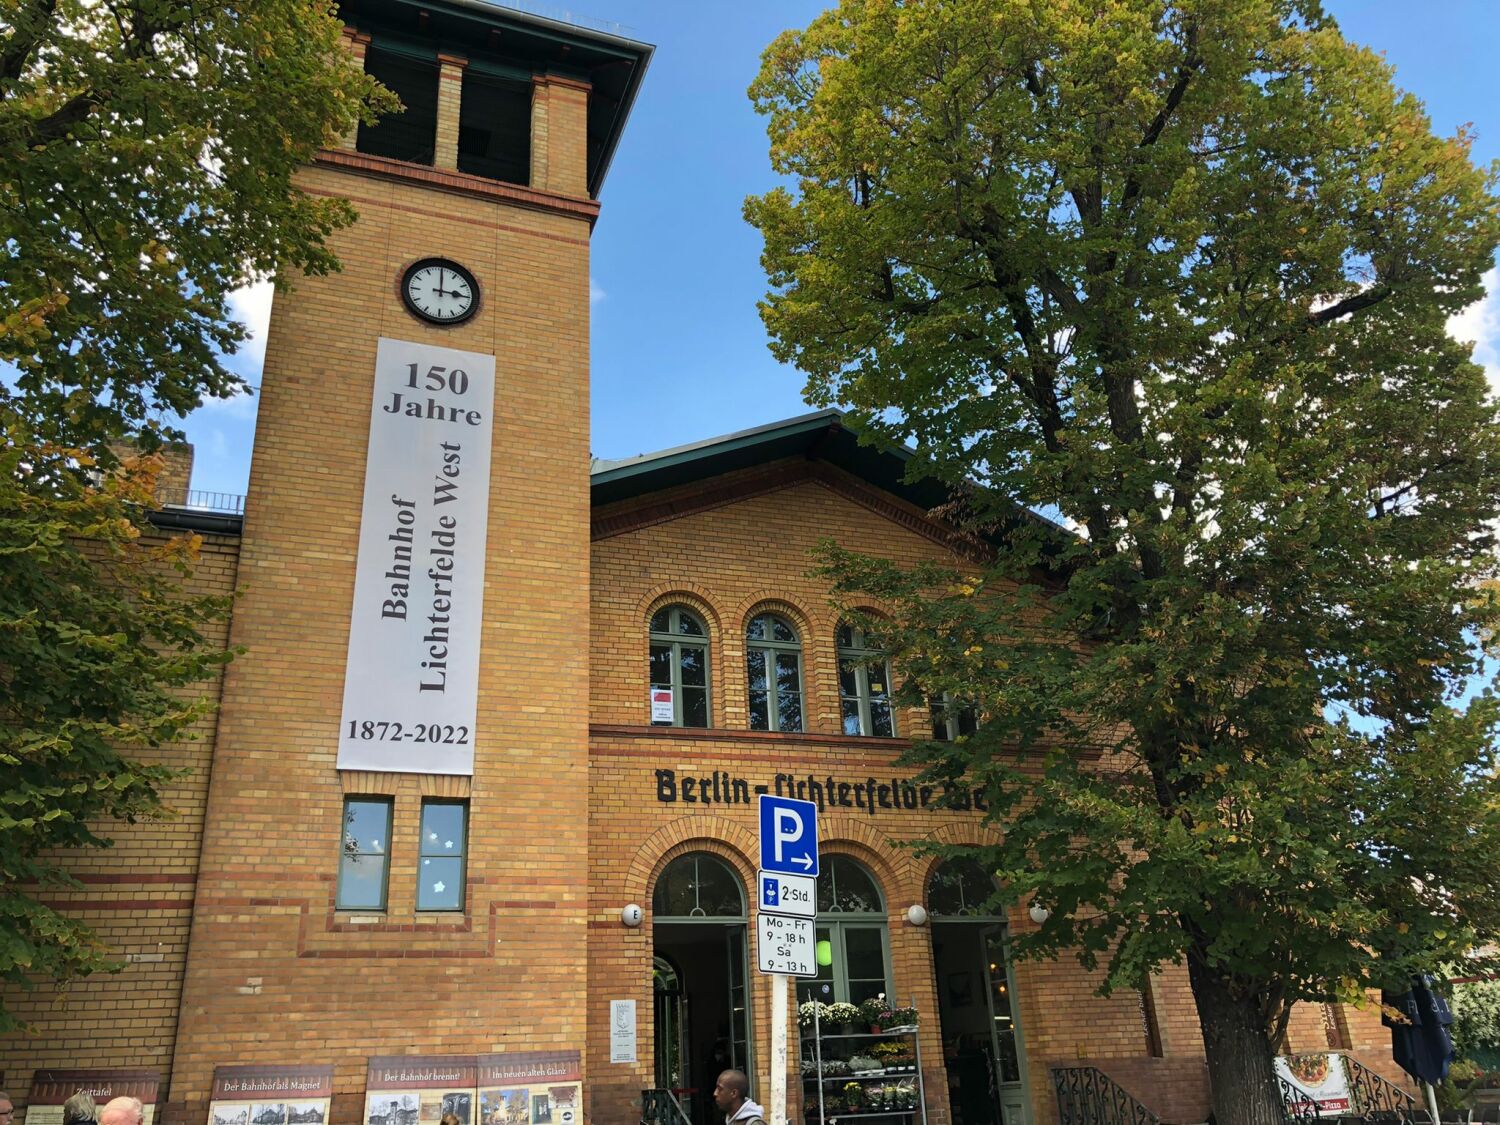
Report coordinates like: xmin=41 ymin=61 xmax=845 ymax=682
xmin=160 ymin=138 xmax=596 ymax=1124
xmin=586 ymin=472 xmax=1161 ymax=1125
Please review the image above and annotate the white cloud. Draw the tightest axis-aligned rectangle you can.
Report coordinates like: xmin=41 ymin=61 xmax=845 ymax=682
xmin=1448 ymin=266 xmax=1500 ymax=397
xmin=227 ymin=278 xmax=275 ymax=370
xmin=589 ymin=276 xmax=606 ymax=305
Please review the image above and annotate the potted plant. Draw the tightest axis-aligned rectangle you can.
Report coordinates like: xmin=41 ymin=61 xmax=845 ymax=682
xmin=799 ymin=1000 xmax=831 ymax=1028
xmin=823 ymin=1059 xmax=850 ymax=1078
xmin=874 ymin=1005 xmax=919 ymax=1033
xmin=842 ymin=1082 xmax=865 ymax=1112
xmin=849 ymin=1054 xmax=882 ymax=1074
xmin=826 ymin=1001 xmax=861 ymax=1031
xmin=858 ymin=995 xmax=890 ymax=1031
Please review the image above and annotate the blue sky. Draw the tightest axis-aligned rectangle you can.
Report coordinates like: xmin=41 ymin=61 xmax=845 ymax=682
xmin=183 ymin=0 xmax=1500 ymax=495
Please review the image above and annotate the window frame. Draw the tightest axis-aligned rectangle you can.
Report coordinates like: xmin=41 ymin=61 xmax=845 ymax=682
xmin=836 ymin=623 xmax=897 ymax=738
xmin=746 ymin=612 xmax=804 ymax=733
xmin=416 ymin=798 xmax=469 ymax=913
xmin=336 ymin=796 xmax=394 ymax=912
xmin=649 ymin=605 xmax=711 ymax=728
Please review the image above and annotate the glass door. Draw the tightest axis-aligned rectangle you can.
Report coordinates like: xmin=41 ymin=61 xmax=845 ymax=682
xmin=982 ymin=927 xmax=1028 ymax=1125
xmin=726 ymin=927 xmax=751 ymax=1077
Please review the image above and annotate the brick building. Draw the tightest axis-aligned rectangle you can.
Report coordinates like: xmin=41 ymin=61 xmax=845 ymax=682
xmin=0 ymin=4 xmax=1408 ymax=1125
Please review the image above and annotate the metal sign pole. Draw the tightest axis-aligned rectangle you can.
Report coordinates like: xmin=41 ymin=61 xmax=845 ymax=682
xmin=771 ymin=972 xmax=789 ymax=1125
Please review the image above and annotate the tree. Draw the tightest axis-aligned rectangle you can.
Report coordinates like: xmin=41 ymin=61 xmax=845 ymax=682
xmin=0 ymin=438 xmax=234 ymax=1033
xmin=1 ymin=0 xmax=394 ymax=450
xmin=745 ymin=3 xmax=1500 ymax=1123
xmin=0 ymin=0 xmax=393 ymax=1028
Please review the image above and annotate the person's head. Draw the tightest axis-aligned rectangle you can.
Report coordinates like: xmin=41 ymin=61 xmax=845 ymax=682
xmin=63 ymin=1092 xmax=97 ymax=1125
xmin=0 ymin=1090 xmax=13 ymax=1125
xmin=713 ymin=1071 xmax=748 ymax=1117
xmin=98 ymin=1098 xmax=143 ymax=1125
xmin=440 ymin=1115 xmax=461 ymax=1125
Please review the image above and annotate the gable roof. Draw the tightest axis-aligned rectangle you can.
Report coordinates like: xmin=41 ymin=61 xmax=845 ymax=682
xmin=590 ymin=408 xmax=1072 ymax=555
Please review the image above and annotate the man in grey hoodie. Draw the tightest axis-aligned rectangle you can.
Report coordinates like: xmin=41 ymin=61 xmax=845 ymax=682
xmin=712 ymin=1071 xmax=764 ymax=1125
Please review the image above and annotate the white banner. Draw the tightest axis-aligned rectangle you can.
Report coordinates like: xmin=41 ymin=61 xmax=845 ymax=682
xmin=337 ymin=337 xmax=495 ymax=775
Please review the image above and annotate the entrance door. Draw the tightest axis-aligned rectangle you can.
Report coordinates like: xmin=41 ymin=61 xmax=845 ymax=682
xmin=932 ymin=923 xmax=1030 ymax=1125
xmin=652 ymin=853 xmax=753 ymax=1125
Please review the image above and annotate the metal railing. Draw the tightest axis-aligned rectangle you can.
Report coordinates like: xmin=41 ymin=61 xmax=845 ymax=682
xmin=641 ymin=1089 xmax=693 ymax=1125
xmin=1347 ymin=1058 xmax=1418 ymax=1117
xmin=1280 ymin=1077 xmax=1321 ymax=1125
xmin=171 ymin=490 xmax=246 ymax=515
xmin=1053 ymin=1066 xmax=1162 ymax=1125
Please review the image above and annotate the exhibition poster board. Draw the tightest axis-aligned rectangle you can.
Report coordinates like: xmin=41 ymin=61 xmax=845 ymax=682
xmin=28 ymin=1070 xmax=160 ymax=1125
xmin=364 ymin=1056 xmax=478 ymax=1125
xmin=476 ymin=1051 xmax=581 ymax=1125
xmin=206 ymin=1065 xmax=335 ymax=1125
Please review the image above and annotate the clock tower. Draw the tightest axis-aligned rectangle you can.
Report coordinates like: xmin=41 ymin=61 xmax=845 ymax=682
xmin=168 ymin=6 xmax=651 ymax=1121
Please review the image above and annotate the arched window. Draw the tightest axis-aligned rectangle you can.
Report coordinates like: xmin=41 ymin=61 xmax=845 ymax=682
xmin=927 ymin=857 xmax=998 ymax=918
xmin=747 ymin=613 xmax=803 ymax=732
xmin=798 ymin=856 xmax=890 ymax=1006
xmin=650 ymin=605 xmax=710 ymax=728
xmin=652 ymin=852 xmax=746 ymax=919
xmin=837 ymin=623 xmax=896 ymax=737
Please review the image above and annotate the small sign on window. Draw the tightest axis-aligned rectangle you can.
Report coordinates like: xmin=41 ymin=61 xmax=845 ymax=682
xmin=650 ymin=689 xmax=674 ymax=723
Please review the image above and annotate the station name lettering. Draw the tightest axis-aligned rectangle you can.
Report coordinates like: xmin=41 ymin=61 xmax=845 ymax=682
xmin=653 ymin=769 xmax=987 ymax=814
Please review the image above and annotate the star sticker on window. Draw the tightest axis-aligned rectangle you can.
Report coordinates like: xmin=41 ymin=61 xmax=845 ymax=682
xmin=433 ymin=880 xmax=446 ymax=894
xmin=444 ymin=840 xmax=454 ymax=849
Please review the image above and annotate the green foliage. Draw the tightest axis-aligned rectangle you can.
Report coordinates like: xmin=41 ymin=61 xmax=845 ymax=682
xmin=1452 ymin=979 xmax=1500 ymax=1061
xmin=0 ymin=429 xmax=236 ymax=1032
xmin=0 ymin=0 xmax=397 ymax=452
xmin=0 ymin=0 xmax=392 ymax=1030
xmin=747 ymin=0 xmax=1500 ymax=1117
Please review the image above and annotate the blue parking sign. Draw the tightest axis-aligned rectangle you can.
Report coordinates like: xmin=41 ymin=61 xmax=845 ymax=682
xmin=758 ymin=794 xmax=819 ymax=877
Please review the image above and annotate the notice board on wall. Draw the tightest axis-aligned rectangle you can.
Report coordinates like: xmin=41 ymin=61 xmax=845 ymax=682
xmin=28 ymin=1070 xmax=160 ymax=1125
xmin=362 ymin=1052 xmax=581 ymax=1125
xmin=206 ymin=1065 xmax=335 ymax=1125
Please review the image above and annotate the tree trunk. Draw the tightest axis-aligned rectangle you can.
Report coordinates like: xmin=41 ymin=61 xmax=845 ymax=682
xmin=1187 ymin=952 xmax=1286 ymax=1125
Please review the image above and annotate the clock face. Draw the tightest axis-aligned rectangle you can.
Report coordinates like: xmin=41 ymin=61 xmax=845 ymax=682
xmin=401 ymin=258 xmax=479 ymax=325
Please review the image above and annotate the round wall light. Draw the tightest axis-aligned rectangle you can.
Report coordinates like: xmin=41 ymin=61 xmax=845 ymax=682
xmin=906 ymin=904 xmax=929 ymax=927
xmin=621 ymin=903 xmax=644 ymax=927
xmin=1028 ymin=903 xmax=1051 ymax=925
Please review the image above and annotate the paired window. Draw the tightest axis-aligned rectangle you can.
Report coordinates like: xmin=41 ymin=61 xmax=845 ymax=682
xmin=747 ymin=613 xmax=804 ymax=733
xmin=837 ymin=623 xmax=896 ymax=737
xmin=650 ymin=606 xmax=710 ymax=727
xmin=358 ymin=47 xmax=439 ymax=165
xmin=336 ymin=796 xmax=468 ymax=912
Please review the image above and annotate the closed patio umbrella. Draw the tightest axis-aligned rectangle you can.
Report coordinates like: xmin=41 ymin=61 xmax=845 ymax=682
xmin=1383 ymin=975 xmax=1455 ymax=1120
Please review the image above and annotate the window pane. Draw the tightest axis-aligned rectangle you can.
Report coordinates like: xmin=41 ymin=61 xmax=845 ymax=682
xmin=844 ymin=927 xmax=885 ymax=980
xmin=841 ymin=700 xmax=863 ymax=736
xmin=654 ymin=854 xmax=743 ymax=917
xmin=836 ymin=624 xmax=854 ymax=648
xmin=775 ymin=652 xmax=800 ymax=691
xmin=420 ymin=803 xmax=465 ymax=857
xmin=650 ymin=608 xmax=671 ymax=634
xmin=677 ymin=611 xmax=704 ymax=636
xmin=870 ymin=700 xmax=894 ymax=738
xmin=777 ymin=692 xmax=802 ymax=733
xmin=771 ymin=616 xmax=797 ymax=643
xmin=838 ymin=662 xmax=859 ymax=698
xmin=649 ymin=644 xmax=672 ymax=688
xmin=680 ymin=646 xmax=706 ymax=687
xmin=417 ymin=856 xmax=464 ymax=910
xmin=867 ymin=662 xmax=891 ymax=698
xmin=344 ymin=800 xmax=389 ymax=856
xmin=821 ymin=857 xmax=883 ymax=913
xmin=746 ymin=615 xmax=766 ymax=641
xmin=653 ymin=859 xmax=697 ymax=916
xmin=749 ymin=691 xmax=770 ymax=730
xmin=931 ymin=704 xmax=949 ymax=740
xmin=747 ymin=649 xmax=767 ymax=693
xmin=338 ymin=854 xmax=387 ymax=909
xmin=682 ymin=687 xmax=708 ymax=728
xmin=358 ymin=49 xmax=438 ymax=164
xmin=457 ymin=71 xmax=530 ymax=184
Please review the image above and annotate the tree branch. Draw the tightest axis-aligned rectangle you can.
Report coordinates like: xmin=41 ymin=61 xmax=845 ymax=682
xmin=0 ymin=0 xmax=58 ymax=83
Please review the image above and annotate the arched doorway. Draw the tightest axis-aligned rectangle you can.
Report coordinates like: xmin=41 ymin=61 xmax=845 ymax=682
xmin=929 ymin=857 xmax=1031 ymax=1125
xmin=652 ymin=853 xmax=752 ymax=1124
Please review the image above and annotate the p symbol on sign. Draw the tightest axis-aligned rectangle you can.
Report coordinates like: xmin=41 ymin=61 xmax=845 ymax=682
xmin=774 ymin=808 xmax=803 ymax=862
